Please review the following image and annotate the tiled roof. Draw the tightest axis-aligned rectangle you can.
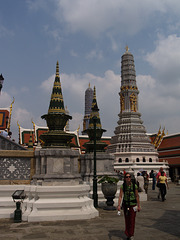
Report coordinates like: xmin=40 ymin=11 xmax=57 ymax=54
xmin=158 ymin=134 xmax=180 ymax=149
xmin=159 ymin=157 xmax=180 ymax=165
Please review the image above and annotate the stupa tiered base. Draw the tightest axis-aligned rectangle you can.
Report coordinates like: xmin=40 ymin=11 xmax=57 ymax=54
xmin=40 ymin=130 xmax=74 ymax=148
xmin=0 ymin=185 xmax=99 ymax=222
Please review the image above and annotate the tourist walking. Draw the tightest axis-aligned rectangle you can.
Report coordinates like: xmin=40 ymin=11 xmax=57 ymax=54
xmin=158 ymin=171 xmax=169 ymax=201
xmin=136 ymin=173 xmax=144 ymax=192
xmin=0 ymin=129 xmax=8 ymax=137
xmin=150 ymin=170 xmax=156 ymax=190
xmin=117 ymin=172 xmax=140 ymax=240
xmin=156 ymin=167 xmax=167 ymax=199
xmin=143 ymin=171 xmax=149 ymax=194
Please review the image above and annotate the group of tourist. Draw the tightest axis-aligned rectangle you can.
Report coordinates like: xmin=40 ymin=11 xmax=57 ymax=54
xmin=0 ymin=129 xmax=12 ymax=139
xmin=117 ymin=167 xmax=168 ymax=240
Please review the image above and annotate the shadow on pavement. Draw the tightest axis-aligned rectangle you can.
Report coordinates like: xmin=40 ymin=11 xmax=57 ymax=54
xmin=147 ymin=209 xmax=180 ymax=238
xmin=108 ymin=229 xmax=125 ymax=240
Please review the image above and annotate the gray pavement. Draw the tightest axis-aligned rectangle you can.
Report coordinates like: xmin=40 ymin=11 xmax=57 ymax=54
xmin=0 ymin=182 xmax=180 ymax=240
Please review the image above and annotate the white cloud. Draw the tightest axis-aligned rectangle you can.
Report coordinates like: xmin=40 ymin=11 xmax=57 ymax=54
xmin=146 ymin=34 xmax=180 ymax=82
xmin=136 ymin=73 xmax=180 ymax=134
xmin=55 ymin=0 xmax=180 ymax=37
xmin=0 ymin=91 xmax=12 ymax=107
xmin=137 ymin=75 xmax=156 ymax=90
xmin=40 ymin=75 xmax=54 ymax=93
xmin=9 ymin=105 xmax=35 ymax=141
xmin=26 ymin=0 xmax=48 ymax=11
xmin=12 ymin=108 xmax=33 ymax=128
xmin=70 ymin=50 xmax=78 ymax=57
xmin=145 ymin=34 xmax=180 ymax=101
xmin=43 ymin=25 xmax=62 ymax=41
xmin=86 ymin=50 xmax=103 ymax=60
xmin=40 ymin=70 xmax=119 ymax=100
xmin=106 ymin=33 xmax=119 ymax=51
xmin=0 ymin=25 xmax=14 ymax=38
xmin=70 ymin=112 xmax=84 ymax=132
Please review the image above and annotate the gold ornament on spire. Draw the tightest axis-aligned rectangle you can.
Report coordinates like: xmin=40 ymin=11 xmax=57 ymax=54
xmin=7 ymin=97 xmax=15 ymax=131
xmin=17 ymin=121 xmax=21 ymax=144
xmin=32 ymin=119 xmax=36 ymax=142
xmin=125 ymin=45 xmax=129 ymax=52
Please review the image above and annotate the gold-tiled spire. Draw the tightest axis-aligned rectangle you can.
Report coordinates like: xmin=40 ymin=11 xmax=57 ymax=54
xmin=88 ymin=86 xmax=102 ymax=129
xmin=48 ymin=61 xmax=65 ymax=114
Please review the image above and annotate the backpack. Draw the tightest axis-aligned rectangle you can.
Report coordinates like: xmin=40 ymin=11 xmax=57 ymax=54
xmin=122 ymin=181 xmax=137 ymax=208
xmin=123 ymin=181 xmax=136 ymax=194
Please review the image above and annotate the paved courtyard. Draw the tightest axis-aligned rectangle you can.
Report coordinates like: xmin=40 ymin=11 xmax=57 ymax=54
xmin=0 ymin=182 xmax=180 ymax=240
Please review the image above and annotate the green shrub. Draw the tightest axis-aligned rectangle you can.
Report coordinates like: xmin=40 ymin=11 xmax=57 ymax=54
xmin=97 ymin=175 xmax=119 ymax=184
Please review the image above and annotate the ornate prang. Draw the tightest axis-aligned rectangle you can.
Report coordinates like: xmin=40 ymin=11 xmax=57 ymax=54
xmin=82 ymin=83 xmax=93 ymax=133
xmin=108 ymin=48 xmax=158 ymax=161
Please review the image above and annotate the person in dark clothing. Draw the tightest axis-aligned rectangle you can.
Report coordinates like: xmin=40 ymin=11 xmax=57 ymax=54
xmin=150 ymin=170 xmax=156 ymax=190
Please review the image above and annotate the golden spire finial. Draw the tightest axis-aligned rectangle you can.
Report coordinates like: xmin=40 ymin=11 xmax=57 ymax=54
xmin=93 ymin=86 xmax=96 ymax=99
xmin=7 ymin=97 xmax=15 ymax=131
xmin=88 ymin=82 xmax=91 ymax=88
xmin=31 ymin=119 xmax=36 ymax=142
xmin=77 ymin=125 xmax=80 ymax=134
xmin=17 ymin=121 xmax=20 ymax=128
xmin=17 ymin=121 xmax=21 ymax=144
xmin=125 ymin=45 xmax=129 ymax=52
xmin=32 ymin=119 xmax=35 ymax=126
xmin=56 ymin=61 xmax=59 ymax=77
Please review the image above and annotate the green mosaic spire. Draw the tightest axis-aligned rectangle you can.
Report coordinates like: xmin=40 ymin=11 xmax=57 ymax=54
xmin=48 ymin=61 xmax=65 ymax=114
xmin=83 ymin=86 xmax=107 ymax=152
xmin=41 ymin=61 xmax=73 ymax=148
xmin=88 ymin=86 xmax=102 ymax=129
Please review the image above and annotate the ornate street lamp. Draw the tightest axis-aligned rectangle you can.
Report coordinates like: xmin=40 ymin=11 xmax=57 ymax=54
xmin=92 ymin=116 xmax=98 ymax=208
xmin=12 ymin=190 xmax=26 ymax=223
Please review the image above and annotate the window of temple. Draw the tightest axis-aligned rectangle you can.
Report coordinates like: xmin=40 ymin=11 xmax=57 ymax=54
xmin=149 ymin=158 xmax=152 ymax=162
xmin=118 ymin=158 xmax=122 ymax=163
xmin=136 ymin=158 xmax=139 ymax=162
xmin=125 ymin=158 xmax=129 ymax=162
xmin=143 ymin=157 xmax=146 ymax=162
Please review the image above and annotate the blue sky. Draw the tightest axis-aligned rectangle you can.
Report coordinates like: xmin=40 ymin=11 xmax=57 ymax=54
xmin=1 ymin=0 xmax=180 ymax=140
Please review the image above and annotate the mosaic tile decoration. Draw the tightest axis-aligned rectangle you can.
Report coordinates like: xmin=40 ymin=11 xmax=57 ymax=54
xmin=0 ymin=158 xmax=31 ymax=180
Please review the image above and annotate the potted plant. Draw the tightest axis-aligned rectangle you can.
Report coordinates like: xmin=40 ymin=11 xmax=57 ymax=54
xmin=98 ymin=175 xmax=119 ymax=210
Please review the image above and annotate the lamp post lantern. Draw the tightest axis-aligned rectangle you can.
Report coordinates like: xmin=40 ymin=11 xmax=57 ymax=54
xmin=12 ymin=190 xmax=26 ymax=223
xmin=0 ymin=74 xmax=4 ymax=94
xmin=92 ymin=116 xmax=98 ymax=208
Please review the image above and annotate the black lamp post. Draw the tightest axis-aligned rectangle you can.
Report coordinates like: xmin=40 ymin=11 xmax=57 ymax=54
xmin=92 ymin=116 xmax=98 ymax=208
xmin=0 ymin=74 xmax=4 ymax=94
xmin=12 ymin=190 xmax=26 ymax=223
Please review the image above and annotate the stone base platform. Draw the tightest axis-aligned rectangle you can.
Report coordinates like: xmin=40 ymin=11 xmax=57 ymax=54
xmin=0 ymin=184 xmax=99 ymax=222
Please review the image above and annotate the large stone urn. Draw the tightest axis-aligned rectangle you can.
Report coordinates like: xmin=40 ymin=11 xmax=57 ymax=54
xmin=101 ymin=183 xmax=117 ymax=210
